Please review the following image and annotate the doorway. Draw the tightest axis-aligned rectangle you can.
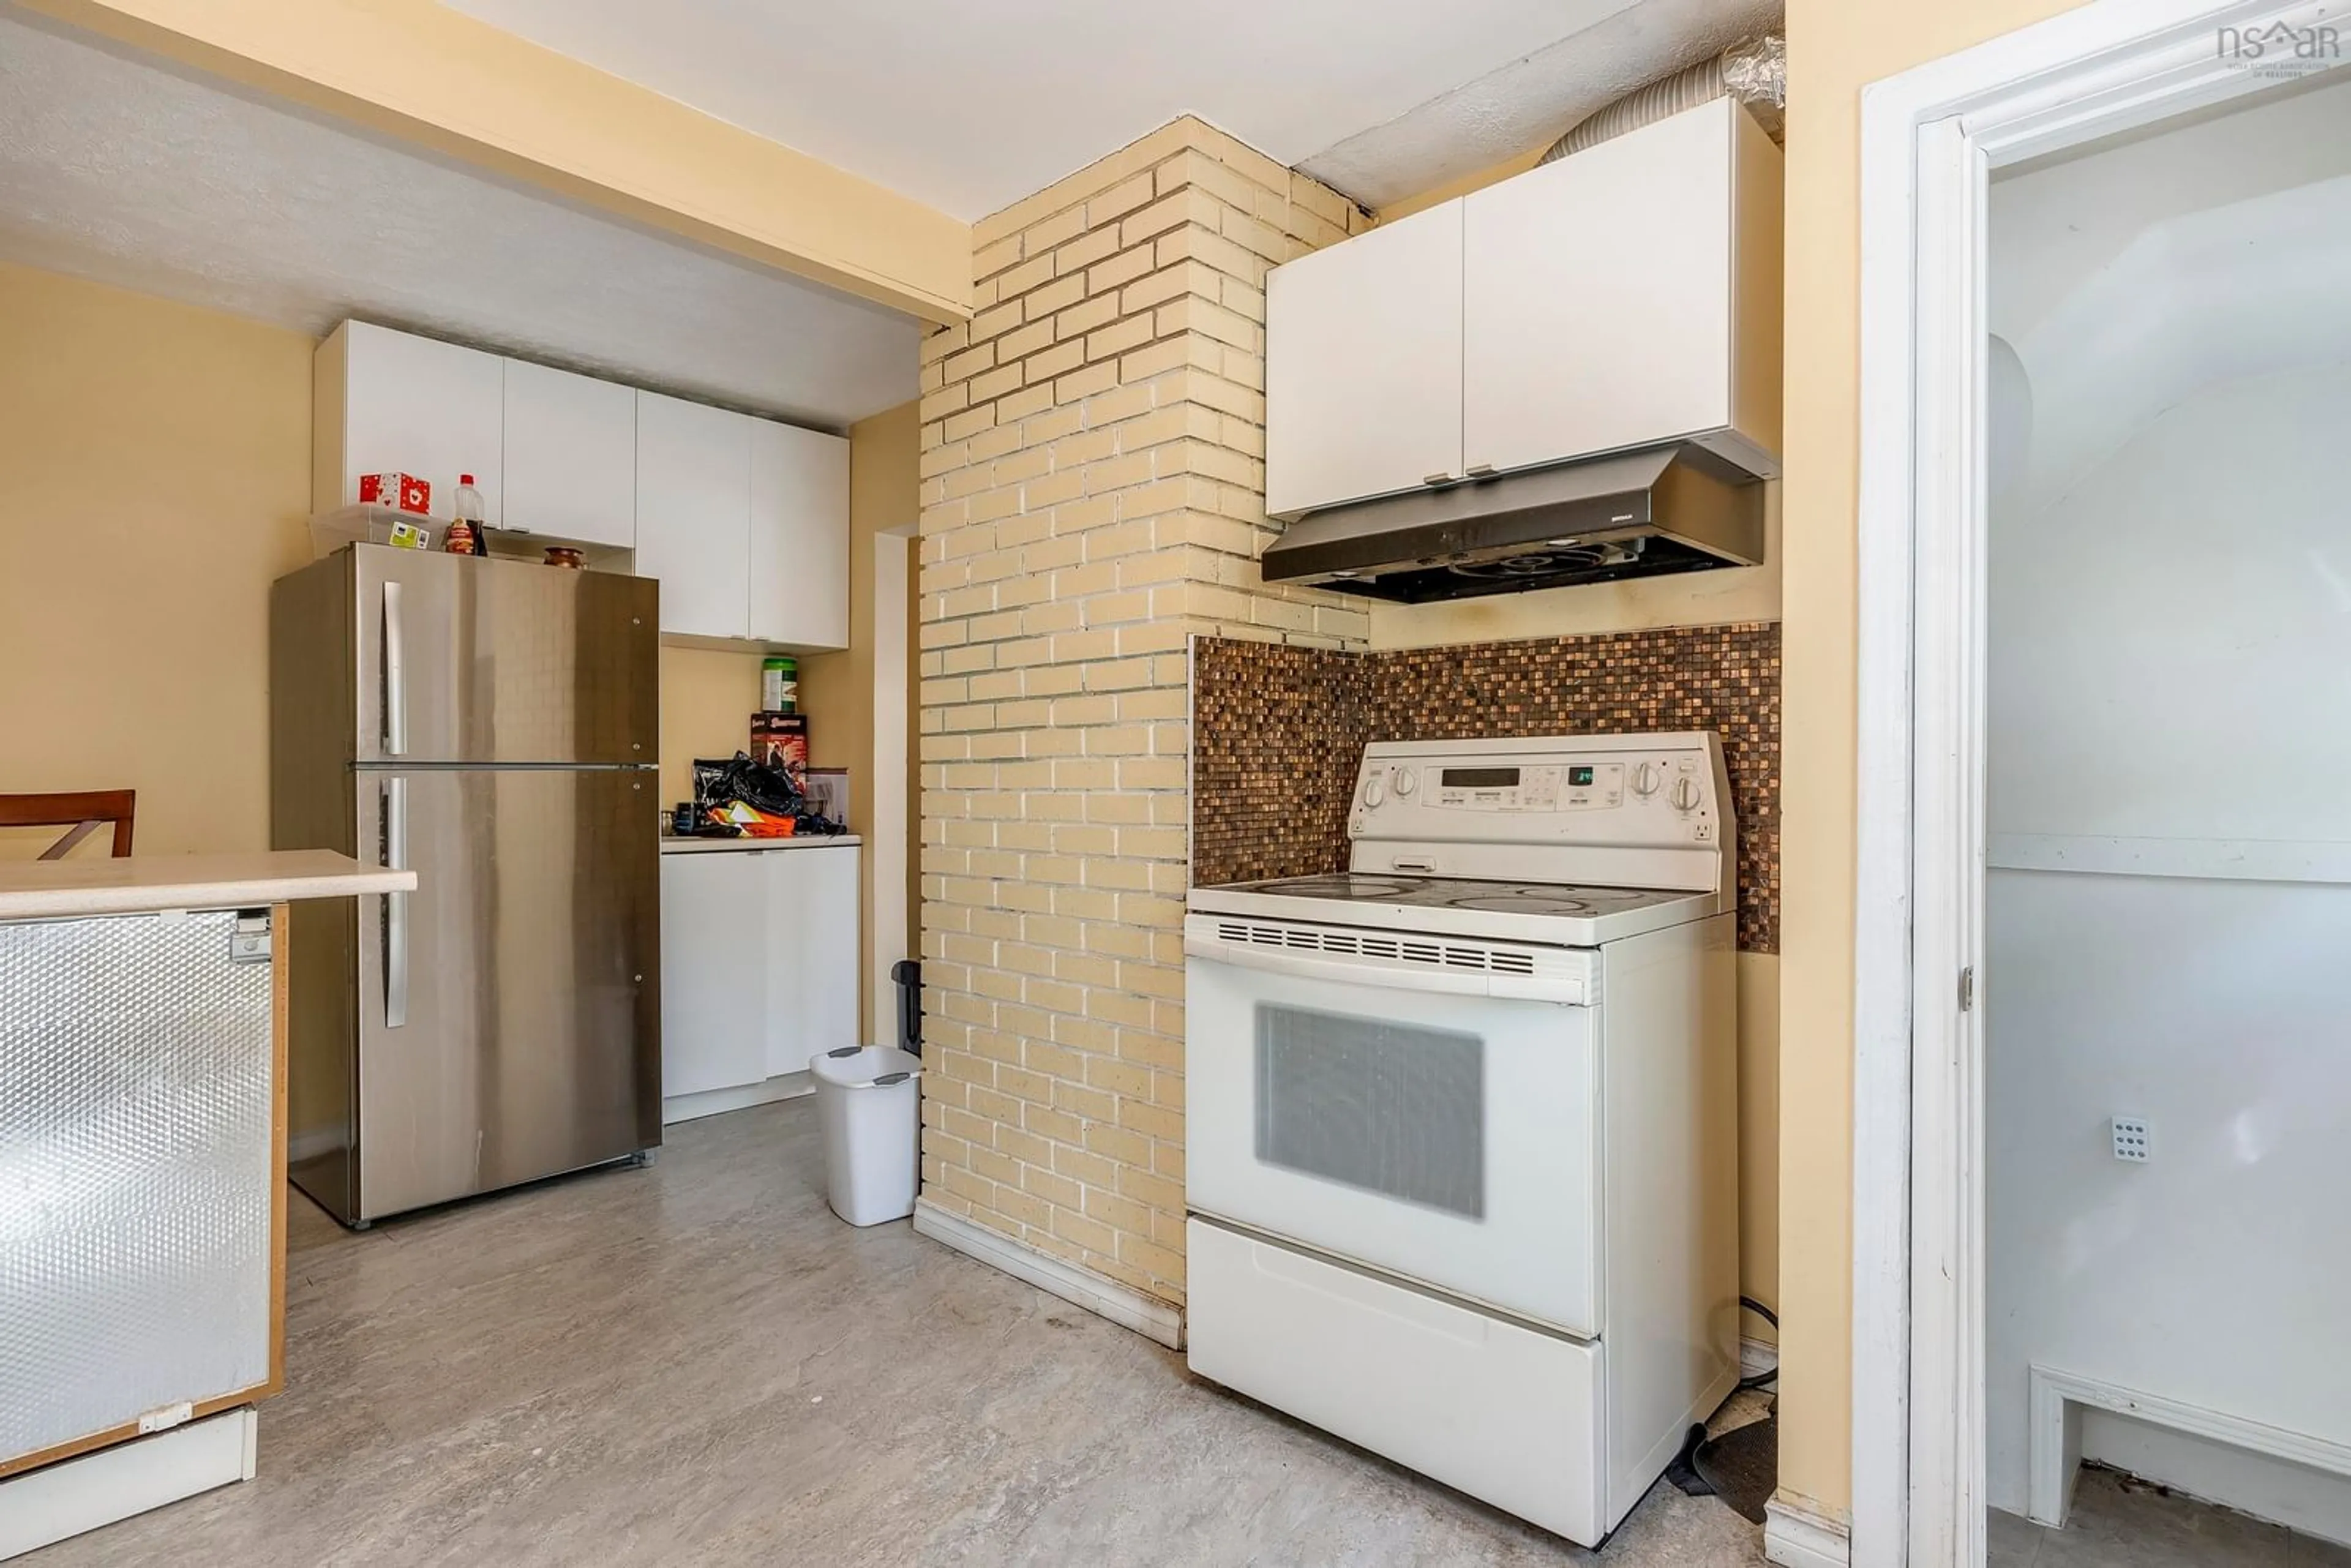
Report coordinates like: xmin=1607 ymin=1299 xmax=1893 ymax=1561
xmin=1981 ymin=68 xmax=2351 ymax=1562
xmin=1849 ymin=4 xmax=2351 ymax=1563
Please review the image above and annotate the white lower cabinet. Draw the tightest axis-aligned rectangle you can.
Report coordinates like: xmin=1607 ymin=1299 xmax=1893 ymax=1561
xmin=762 ymin=842 xmax=859 ymax=1075
xmin=659 ymin=842 xmax=861 ymax=1120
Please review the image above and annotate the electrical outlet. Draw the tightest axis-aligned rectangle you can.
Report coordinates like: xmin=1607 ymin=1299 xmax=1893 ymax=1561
xmin=2112 ymin=1116 xmax=2150 ymax=1162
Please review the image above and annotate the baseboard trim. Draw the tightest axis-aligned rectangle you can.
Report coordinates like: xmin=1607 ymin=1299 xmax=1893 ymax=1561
xmin=0 ymin=1408 xmax=255 ymax=1561
xmin=1741 ymin=1336 xmax=1779 ymax=1384
xmin=2029 ymin=1364 xmax=2351 ymax=1528
xmin=912 ymin=1198 xmax=1184 ymax=1350
xmin=661 ymin=1071 xmax=812 ymax=1127
xmin=1764 ymin=1496 xmax=1852 ymax=1568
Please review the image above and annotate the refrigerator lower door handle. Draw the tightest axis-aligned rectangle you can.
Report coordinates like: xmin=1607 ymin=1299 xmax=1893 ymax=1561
xmin=384 ymin=776 xmax=408 ymax=1029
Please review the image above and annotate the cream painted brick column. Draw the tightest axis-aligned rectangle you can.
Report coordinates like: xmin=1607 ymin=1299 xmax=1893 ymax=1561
xmin=917 ymin=117 xmax=1368 ymax=1308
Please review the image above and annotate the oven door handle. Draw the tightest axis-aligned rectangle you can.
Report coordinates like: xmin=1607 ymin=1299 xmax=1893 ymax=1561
xmin=1184 ymin=936 xmax=1589 ymax=1005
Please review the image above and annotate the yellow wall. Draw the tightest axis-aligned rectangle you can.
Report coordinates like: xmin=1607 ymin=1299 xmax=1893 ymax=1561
xmin=0 ymin=263 xmax=312 ymax=857
xmin=656 ymin=645 xmax=764 ymax=809
xmin=800 ymin=399 xmax=920 ymax=1040
xmin=1774 ymin=0 xmax=2089 ymax=1520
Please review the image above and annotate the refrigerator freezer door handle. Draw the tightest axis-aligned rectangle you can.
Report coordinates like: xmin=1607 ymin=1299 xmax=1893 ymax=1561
xmin=383 ymin=579 xmax=406 ymax=756
xmin=384 ymin=775 xmax=409 ymax=1029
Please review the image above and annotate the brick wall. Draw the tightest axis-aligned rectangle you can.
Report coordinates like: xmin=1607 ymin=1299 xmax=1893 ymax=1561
xmin=915 ymin=118 xmax=1367 ymax=1309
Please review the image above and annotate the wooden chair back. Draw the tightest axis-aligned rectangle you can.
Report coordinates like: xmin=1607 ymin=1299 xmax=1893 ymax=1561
xmin=0 ymin=790 xmax=137 ymax=860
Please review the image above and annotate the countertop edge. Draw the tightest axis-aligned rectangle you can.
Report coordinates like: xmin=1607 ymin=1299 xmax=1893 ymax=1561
xmin=0 ymin=866 xmax=416 ymax=922
xmin=659 ymin=836 xmax=861 ymax=854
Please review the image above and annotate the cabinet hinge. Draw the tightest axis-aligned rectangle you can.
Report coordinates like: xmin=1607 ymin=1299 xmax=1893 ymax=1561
xmin=1958 ymin=965 xmax=1975 ymax=1012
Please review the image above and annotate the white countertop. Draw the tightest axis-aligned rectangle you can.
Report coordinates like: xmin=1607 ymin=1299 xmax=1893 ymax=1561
xmin=660 ymin=835 xmax=860 ymax=854
xmin=0 ymin=850 xmax=416 ymax=921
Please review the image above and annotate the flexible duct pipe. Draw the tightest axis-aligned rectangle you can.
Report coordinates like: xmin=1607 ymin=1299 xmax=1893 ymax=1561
xmin=1539 ymin=33 xmax=1785 ymax=164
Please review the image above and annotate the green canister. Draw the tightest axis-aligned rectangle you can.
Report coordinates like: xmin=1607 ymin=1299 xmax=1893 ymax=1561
xmin=761 ymin=656 xmax=798 ymax=714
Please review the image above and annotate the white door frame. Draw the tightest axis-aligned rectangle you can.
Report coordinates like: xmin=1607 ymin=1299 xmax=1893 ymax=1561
xmin=1848 ymin=2 xmax=2338 ymax=1563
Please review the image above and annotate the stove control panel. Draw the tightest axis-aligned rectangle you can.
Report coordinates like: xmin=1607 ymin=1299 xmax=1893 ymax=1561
xmin=1349 ymin=735 xmax=1730 ymax=857
xmin=1410 ymin=763 xmax=1626 ymax=812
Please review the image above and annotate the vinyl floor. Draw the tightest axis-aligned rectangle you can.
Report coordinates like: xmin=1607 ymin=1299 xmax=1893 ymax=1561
xmin=27 ymin=1097 xmax=1768 ymax=1566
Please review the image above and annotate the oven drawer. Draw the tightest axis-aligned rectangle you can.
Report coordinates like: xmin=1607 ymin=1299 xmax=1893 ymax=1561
xmin=1185 ymin=947 xmax=1600 ymax=1334
xmin=1188 ymin=1218 xmax=1606 ymax=1546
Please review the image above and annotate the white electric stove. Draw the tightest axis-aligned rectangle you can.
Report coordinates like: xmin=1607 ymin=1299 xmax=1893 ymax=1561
xmin=1183 ymin=732 xmax=1741 ymax=1547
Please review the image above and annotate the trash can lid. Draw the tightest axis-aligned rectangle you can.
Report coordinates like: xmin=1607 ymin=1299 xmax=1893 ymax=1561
xmin=809 ymin=1045 xmax=924 ymax=1089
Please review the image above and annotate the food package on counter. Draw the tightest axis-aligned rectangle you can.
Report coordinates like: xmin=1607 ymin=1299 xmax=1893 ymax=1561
xmin=751 ymin=711 xmax=810 ymax=773
xmin=358 ymin=471 xmax=432 ymax=514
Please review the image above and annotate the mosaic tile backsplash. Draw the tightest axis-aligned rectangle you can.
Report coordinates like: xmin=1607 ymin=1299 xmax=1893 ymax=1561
xmin=1190 ymin=623 xmax=1782 ymax=952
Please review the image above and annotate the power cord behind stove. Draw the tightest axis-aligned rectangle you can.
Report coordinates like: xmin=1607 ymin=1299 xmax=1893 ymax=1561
xmin=1738 ymin=1296 xmax=1779 ymax=1391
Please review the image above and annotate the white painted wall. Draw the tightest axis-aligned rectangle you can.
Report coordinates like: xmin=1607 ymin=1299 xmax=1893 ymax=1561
xmin=1984 ymin=354 xmax=2351 ymax=1526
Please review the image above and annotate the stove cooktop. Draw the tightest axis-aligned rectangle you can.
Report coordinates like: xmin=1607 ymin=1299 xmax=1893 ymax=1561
xmin=1189 ymin=871 xmax=1724 ymax=947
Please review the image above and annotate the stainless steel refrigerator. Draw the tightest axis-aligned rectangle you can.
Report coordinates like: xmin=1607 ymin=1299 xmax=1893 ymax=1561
xmin=270 ymin=544 xmax=661 ymax=1226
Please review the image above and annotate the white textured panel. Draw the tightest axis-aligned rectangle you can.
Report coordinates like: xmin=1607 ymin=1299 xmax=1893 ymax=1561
xmin=0 ymin=13 xmax=916 ymax=428
xmin=440 ymin=0 xmax=1749 ymax=219
xmin=0 ymin=911 xmax=273 ymax=1463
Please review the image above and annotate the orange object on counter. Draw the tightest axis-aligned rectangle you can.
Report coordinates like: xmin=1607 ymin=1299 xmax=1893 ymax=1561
xmin=707 ymin=801 xmax=797 ymax=838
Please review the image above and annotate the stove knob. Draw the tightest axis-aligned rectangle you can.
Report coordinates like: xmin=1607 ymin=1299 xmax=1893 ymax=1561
xmin=1670 ymin=777 xmax=1701 ymax=812
xmin=1364 ymin=776 xmax=1385 ymax=808
xmin=1393 ymin=768 xmax=1417 ymax=797
xmin=1632 ymin=762 xmax=1662 ymax=797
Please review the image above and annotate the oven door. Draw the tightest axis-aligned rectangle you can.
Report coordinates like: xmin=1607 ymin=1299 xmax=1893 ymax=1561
xmin=1184 ymin=914 xmax=1601 ymax=1337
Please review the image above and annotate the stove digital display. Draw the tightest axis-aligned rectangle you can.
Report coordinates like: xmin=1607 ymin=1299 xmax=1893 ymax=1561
xmin=1439 ymin=767 xmax=1520 ymax=788
xmin=1568 ymin=766 xmax=1595 ymax=786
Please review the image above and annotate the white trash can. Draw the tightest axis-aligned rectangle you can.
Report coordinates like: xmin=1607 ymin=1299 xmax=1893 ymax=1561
xmin=809 ymin=1045 xmax=923 ymax=1226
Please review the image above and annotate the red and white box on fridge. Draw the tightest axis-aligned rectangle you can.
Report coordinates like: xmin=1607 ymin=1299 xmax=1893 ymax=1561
xmin=358 ymin=471 xmax=432 ymax=514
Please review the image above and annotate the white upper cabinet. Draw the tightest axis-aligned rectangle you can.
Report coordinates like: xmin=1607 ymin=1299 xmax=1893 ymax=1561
xmin=634 ymin=390 xmax=751 ymax=639
xmin=317 ymin=320 xmax=853 ymax=647
xmin=317 ymin=321 xmax=504 ymax=520
xmin=749 ymin=419 xmax=850 ymax=651
xmin=501 ymin=359 xmax=637 ymax=547
xmin=1264 ymin=201 xmax=1463 ymax=520
xmin=1463 ymin=97 xmax=1782 ymax=482
xmin=1262 ymin=97 xmax=1782 ymax=522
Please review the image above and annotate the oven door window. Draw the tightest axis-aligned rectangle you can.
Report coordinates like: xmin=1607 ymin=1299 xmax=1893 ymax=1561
xmin=1186 ymin=950 xmax=1600 ymax=1335
xmin=1255 ymin=1005 xmax=1483 ymax=1220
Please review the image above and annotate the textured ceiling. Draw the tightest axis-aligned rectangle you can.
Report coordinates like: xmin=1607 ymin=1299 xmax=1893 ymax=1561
xmin=0 ymin=12 xmax=918 ymax=429
xmin=438 ymin=0 xmax=1773 ymax=219
xmin=1298 ymin=0 xmax=1782 ymax=208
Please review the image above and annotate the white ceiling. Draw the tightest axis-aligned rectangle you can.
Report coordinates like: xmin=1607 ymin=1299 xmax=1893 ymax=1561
xmin=1988 ymin=72 xmax=2351 ymax=514
xmin=440 ymin=0 xmax=1778 ymax=218
xmin=0 ymin=11 xmax=919 ymax=429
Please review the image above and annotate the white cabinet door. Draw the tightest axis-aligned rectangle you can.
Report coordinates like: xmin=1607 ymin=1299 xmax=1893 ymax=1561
xmin=1463 ymin=99 xmax=1735 ymax=478
xmin=635 ymin=391 xmax=750 ymax=639
xmin=764 ymin=844 xmax=861 ymax=1078
xmin=501 ymin=358 xmax=637 ymax=547
xmin=748 ymin=419 xmax=850 ymax=650
xmin=659 ymin=851 xmax=770 ymax=1097
xmin=1264 ymin=200 xmax=1463 ymax=519
xmin=334 ymin=321 xmax=504 ymax=520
